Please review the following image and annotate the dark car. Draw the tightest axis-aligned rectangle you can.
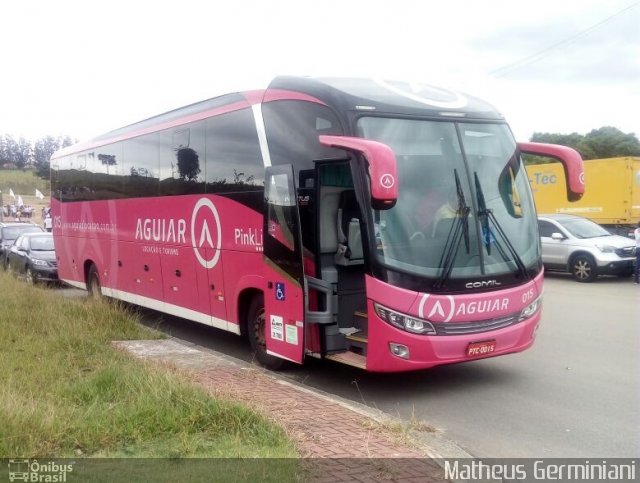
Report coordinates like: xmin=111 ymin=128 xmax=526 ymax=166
xmin=0 ymin=222 xmax=44 ymax=270
xmin=6 ymin=233 xmax=58 ymax=284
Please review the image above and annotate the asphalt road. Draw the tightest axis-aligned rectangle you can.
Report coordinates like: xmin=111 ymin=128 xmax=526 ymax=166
xmin=71 ymin=272 xmax=639 ymax=458
xmin=297 ymin=273 xmax=639 ymax=458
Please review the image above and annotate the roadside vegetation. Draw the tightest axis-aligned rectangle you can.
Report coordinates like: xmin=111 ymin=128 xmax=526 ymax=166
xmin=0 ymin=168 xmax=49 ymax=197
xmin=0 ymin=272 xmax=297 ymax=464
xmin=0 ymin=169 xmax=50 ymax=224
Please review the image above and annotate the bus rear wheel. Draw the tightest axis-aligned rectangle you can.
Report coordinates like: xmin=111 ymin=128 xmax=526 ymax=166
xmin=87 ymin=264 xmax=103 ymax=299
xmin=247 ymin=294 xmax=286 ymax=371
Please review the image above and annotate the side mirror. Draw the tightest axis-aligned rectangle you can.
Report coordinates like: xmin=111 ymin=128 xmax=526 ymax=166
xmin=319 ymin=135 xmax=398 ymax=210
xmin=517 ymin=142 xmax=584 ymax=202
xmin=551 ymin=232 xmax=565 ymax=241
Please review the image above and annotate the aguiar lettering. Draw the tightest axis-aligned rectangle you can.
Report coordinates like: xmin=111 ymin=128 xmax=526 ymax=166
xmin=135 ymin=218 xmax=186 ymax=243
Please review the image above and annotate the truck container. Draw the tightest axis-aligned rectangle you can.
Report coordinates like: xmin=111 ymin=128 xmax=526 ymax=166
xmin=526 ymin=156 xmax=640 ymax=236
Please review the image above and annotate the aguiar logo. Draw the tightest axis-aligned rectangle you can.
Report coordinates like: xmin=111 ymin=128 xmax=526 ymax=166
xmin=418 ymin=293 xmax=510 ymax=322
xmin=374 ymin=79 xmax=468 ymax=109
xmin=191 ymin=198 xmax=222 ymax=269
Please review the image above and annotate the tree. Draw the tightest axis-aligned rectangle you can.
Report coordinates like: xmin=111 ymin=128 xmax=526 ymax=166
xmin=35 ymin=161 xmax=50 ymax=179
xmin=34 ymin=136 xmax=59 ymax=167
xmin=33 ymin=135 xmax=76 ymax=179
xmin=529 ymin=126 xmax=640 ymax=163
xmin=57 ymin=135 xmax=73 ymax=150
xmin=176 ymin=148 xmax=201 ymax=181
xmin=0 ymin=133 xmax=76 ymax=174
xmin=2 ymin=135 xmax=19 ymax=167
xmin=98 ymin=154 xmax=117 ymax=174
xmin=0 ymin=135 xmax=7 ymax=164
xmin=584 ymin=126 xmax=640 ymax=159
xmin=15 ymin=137 xmax=32 ymax=168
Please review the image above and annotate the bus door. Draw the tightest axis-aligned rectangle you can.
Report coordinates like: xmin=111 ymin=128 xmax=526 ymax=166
xmin=263 ymin=165 xmax=305 ymax=363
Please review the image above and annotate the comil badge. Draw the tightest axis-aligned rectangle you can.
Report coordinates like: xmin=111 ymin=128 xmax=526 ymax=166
xmin=191 ymin=198 xmax=222 ymax=269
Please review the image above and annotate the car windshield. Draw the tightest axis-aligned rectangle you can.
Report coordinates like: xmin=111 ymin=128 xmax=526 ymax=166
xmin=357 ymin=117 xmax=539 ymax=279
xmin=2 ymin=226 xmax=42 ymax=241
xmin=558 ymin=218 xmax=610 ymax=238
xmin=30 ymin=236 xmax=54 ymax=251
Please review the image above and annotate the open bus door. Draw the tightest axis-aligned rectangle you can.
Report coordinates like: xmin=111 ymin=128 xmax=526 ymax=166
xmin=263 ymin=165 xmax=305 ymax=363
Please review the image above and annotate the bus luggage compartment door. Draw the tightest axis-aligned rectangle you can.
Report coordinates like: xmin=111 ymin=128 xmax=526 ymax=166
xmin=263 ymin=165 xmax=305 ymax=364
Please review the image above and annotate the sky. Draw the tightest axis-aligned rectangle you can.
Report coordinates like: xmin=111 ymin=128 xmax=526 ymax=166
xmin=1 ymin=0 xmax=638 ymax=143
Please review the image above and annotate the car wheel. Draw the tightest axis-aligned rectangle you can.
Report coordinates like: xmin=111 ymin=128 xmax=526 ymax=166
xmin=87 ymin=264 xmax=103 ymax=299
xmin=26 ymin=267 xmax=35 ymax=285
xmin=571 ymin=254 xmax=597 ymax=283
xmin=247 ymin=294 xmax=286 ymax=370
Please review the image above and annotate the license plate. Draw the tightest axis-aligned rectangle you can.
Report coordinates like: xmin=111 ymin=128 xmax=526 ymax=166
xmin=466 ymin=340 xmax=496 ymax=357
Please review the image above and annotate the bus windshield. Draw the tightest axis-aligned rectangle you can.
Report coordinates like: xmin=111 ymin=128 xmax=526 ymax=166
xmin=356 ymin=117 xmax=539 ymax=280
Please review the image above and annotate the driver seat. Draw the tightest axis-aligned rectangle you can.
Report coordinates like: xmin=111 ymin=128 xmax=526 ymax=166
xmin=335 ymin=190 xmax=364 ymax=266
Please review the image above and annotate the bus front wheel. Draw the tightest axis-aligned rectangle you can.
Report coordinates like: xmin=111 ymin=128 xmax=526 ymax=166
xmin=247 ymin=294 xmax=286 ymax=371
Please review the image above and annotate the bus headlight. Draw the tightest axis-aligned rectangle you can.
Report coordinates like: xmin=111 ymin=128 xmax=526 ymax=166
xmin=374 ymin=303 xmax=436 ymax=335
xmin=519 ymin=296 xmax=542 ymax=321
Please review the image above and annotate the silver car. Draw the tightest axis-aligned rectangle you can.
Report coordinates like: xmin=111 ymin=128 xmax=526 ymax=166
xmin=537 ymin=214 xmax=636 ymax=282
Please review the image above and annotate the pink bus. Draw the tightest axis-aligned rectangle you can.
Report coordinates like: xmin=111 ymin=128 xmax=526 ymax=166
xmin=50 ymin=77 xmax=584 ymax=372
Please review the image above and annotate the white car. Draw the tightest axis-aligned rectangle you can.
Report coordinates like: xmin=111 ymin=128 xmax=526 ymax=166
xmin=537 ymin=214 xmax=636 ymax=282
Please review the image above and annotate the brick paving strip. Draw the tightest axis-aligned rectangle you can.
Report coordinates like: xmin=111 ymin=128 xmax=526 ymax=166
xmin=114 ymin=339 xmax=450 ymax=482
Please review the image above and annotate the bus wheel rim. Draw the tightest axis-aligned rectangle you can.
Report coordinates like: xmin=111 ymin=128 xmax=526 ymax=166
xmin=254 ymin=308 xmax=266 ymax=348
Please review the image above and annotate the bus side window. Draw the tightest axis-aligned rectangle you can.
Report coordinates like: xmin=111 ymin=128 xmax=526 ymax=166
xmin=158 ymin=121 xmax=207 ymax=196
xmin=93 ymin=142 xmax=124 ymax=200
xmin=122 ymin=133 xmax=160 ymax=199
xmin=205 ymin=108 xmax=264 ymax=192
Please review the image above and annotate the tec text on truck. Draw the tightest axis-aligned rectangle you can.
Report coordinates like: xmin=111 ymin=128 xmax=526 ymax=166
xmin=527 ymin=157 xmax=639 ymax=236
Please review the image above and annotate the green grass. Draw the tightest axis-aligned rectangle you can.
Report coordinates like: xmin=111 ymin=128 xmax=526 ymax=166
xmin=0 ymin=168 xmax=49 ymax=197
xmin=0 ymin=272 xmax=298 ymax=464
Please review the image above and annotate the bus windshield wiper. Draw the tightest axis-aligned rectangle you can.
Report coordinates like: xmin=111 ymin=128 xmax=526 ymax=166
xmin=474 ymin=172 xmax=528 ymax=279
xmin=433 ymin=169 xmax=470 ymax=291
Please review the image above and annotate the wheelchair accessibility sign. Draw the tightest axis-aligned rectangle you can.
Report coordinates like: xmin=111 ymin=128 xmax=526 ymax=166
xmin=275 ymin=282 xmax=285 ymax=301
